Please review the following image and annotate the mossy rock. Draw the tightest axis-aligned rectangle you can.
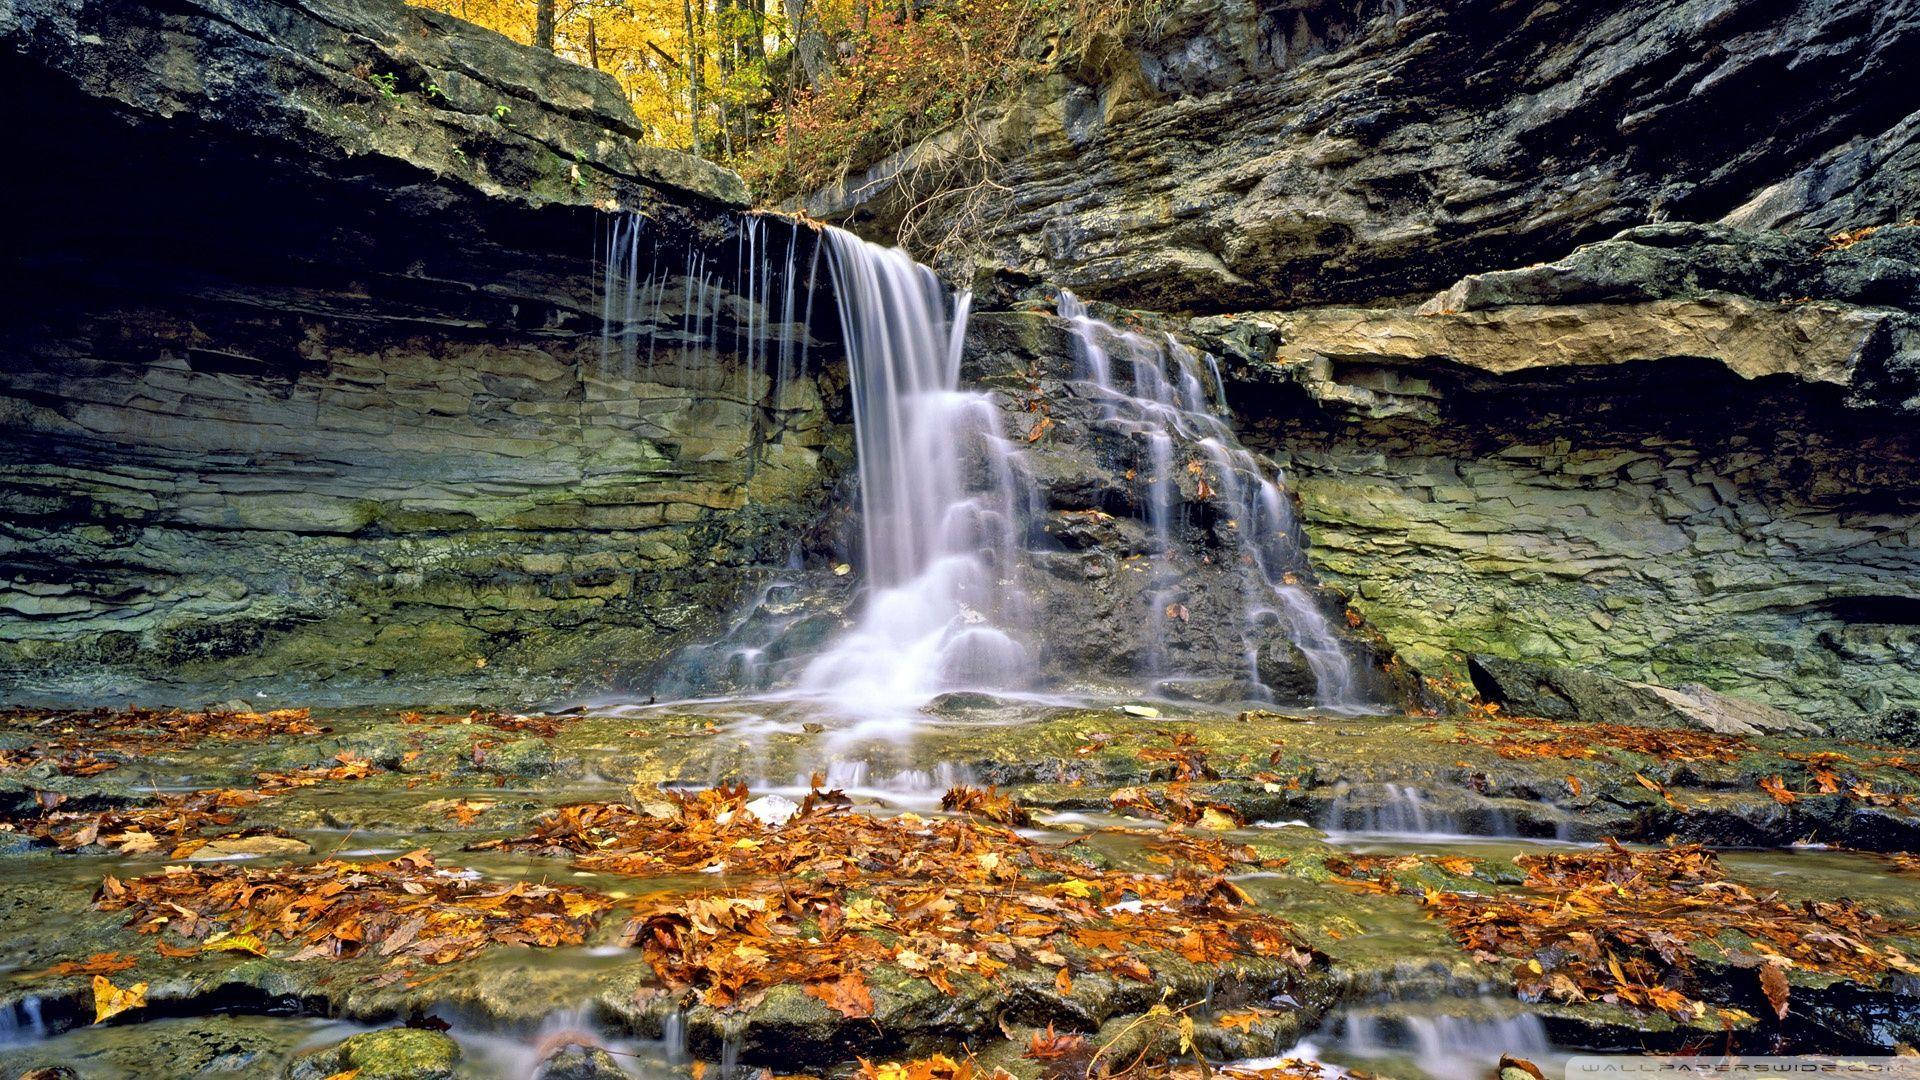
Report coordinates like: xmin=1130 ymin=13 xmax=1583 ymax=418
xmin=287 ymin=1028 xmax=460 ymax=1080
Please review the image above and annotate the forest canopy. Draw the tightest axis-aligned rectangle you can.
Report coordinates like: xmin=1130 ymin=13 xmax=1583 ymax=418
xmin=409 ymin=0 xmax=1149 ymax=198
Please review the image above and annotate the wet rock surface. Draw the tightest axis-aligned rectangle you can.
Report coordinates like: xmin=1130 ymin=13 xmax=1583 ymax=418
xmin=1156 ymin=222 xmax=1920 ymax=734
xmin=959 ymin=312 xmax=1408 ymax=706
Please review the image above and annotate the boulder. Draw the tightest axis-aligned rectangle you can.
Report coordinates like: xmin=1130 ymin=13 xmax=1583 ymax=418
xmin=532 ymin=1044 xmax=631 ymax=1080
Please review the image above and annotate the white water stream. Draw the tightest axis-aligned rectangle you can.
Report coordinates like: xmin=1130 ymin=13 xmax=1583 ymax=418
xmin=791 ymin=229 xmax=1035 ymax=731
xmin=1057 ymin=291 xmax=1360 ymax=708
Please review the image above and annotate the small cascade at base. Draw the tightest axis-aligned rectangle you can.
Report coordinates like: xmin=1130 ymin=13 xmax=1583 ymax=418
xmin=1319 ymin=1010 xmax=1554 ymax=1080
xmin=1322 ymin=782 xmax=1518 ymax=840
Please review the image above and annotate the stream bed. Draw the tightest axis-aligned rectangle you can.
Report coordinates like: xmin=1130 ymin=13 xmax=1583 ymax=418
xmin=0 ymin=697 xmax=1917 ymax=1079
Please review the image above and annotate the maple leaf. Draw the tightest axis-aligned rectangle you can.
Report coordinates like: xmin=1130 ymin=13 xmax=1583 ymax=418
xmin=804 ymin=972 xmax=875 ymax=1018
xmin=1217 ymin=1009 xmax=1268 ymax=1031
xmin=1758 ymin=775 xmax=1798 ymax=804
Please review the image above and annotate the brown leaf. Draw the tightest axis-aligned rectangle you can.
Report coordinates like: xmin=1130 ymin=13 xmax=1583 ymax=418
xmin=1759 ymin=961 xmax=1791 ymax=1020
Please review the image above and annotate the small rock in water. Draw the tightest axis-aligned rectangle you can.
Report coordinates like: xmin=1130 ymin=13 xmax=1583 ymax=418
xmin=1121 ymin=704 xmax=1161 ymax=718
xmin=188 ymin=834 xmax=312 ymax=860
xmin=925 ymin=691 xmax=1005 ymax=714
xmin=744 ymin=794 xmax=800 ymax=826
xmin=289 ymin=1028 xmax=460 ymax=1080
xmin=533 ymin=1044 xmax=628 ymax=1080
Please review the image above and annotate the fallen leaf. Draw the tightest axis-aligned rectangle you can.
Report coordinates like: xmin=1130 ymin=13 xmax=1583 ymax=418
xmin=92 ymin=975 xmax=147 ymax=1024
xmin=1759 ymin=961 xmax=1791 ymax=1020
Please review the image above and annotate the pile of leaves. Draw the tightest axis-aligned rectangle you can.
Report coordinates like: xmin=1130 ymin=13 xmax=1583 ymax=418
xmin=1424 ymin=840 xmax=1920 ymax=1021
xmin=1758 ymin=749 xmax=1920 ymax=810
xmin=0 ymin=706 xmax=324 ymax=756
xmin=1455 ymin=719 xmax=1747 ymax=764
xmin=400 ymin=709 xmax=566 ymax=739
xmin=865 ymin=1049 xmax=1341 ymax=1080
xmin=0 ymin=747 xmax=120 ymax=777
xmin=941 ymin=785 xmax=1032 ymax=826
xmin=1322 ymin=853 xmax=1478 ymax=895
xmin=483 ymin=785 xmax=1315 ymax=1015
xmin=2 ymin=788 xmax=281 ymax=857
xmin=255 ymin=751 xmax=382 ymax=792
xmin=1139 ymin=830 xmax=1274 ymax=874
xmin=95 ymin=849 xmax=613 ymax=968
xmin=1136 ymin=732 xmax=1218 ymax=781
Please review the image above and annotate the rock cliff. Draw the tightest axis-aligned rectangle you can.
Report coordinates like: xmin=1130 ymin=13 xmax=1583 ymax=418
xmin=0 ymin=0 xmax=847 ymax=703
xmin=1207 ymin=225 xmax=1920 ymax=730
xmin=812 ymin=0 xmax=1920 ymax=732
xmin=814 ymin=0 xmax=1919 ymax=311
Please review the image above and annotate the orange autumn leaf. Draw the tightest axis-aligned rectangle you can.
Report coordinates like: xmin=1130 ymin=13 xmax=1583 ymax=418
xmin=1759 ymin=775 xmax=1798 ymax=804
xmin=804 ymin=972 xmax=875 ymax=1018
xmin=1759 ymin=961 xmax=1791 ymax=1020
xmin=27 ymin=952 xmax=136 ymax=979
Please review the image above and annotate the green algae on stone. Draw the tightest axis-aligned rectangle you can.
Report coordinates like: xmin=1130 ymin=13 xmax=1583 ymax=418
xmin=289 ymin=1028 xmax=461 ymax=1080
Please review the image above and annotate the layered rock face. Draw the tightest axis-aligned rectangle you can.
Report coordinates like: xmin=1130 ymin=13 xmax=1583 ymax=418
xmin=963 ymin=313 xmax=1409 ymax=706
xmin=0 ymin=0 xmax=847 ymax=702
xmin=816 ymin=0 xmax=1919 ymax=310
xmin=1209 ymin=225 xmax=1920 ymax=730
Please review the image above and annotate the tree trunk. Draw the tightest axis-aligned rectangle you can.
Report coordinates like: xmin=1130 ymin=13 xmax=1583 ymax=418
xmin=534 ymin=0 xmax=555 ymax=51
xmin=585 ymin=17 xmax=600 ymax=69
xmin=783 ymin=0 xmax=830 ymax=88
xmin=684 ymin=0 xmax=703 ymax=155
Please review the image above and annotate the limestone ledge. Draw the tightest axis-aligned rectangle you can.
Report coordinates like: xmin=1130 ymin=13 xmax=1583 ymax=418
xmin=0 ymin=314 xmax=848 ymax=702
xmin=2 ymin=0 xmax=748 ymax=213
xmin=1271 ymin=296 xmax=1893 ymax=422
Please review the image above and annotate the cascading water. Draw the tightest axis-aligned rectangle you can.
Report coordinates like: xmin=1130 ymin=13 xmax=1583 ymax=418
xmin=1056 ymin=291 xmax=1363 ymax=710
xmin=613 ymin=215 xmax=1366 ymax=720
xmin=1325 ymin=1010 xmax=1554 ymax=1080
xmin=1320 ymin=781 xmax=1519 ymax=840
xmin=792 ymin=229 xmax=1036 ymax=726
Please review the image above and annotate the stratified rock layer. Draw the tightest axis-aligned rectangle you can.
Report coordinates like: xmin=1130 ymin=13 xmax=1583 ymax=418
xmin=814 ymin=0 xmax=1919 ymax=312
xmin=0 ymin=0 xmax=847 ymax=701
xmin=1207 ymin=226 xmax=1920 ymax=731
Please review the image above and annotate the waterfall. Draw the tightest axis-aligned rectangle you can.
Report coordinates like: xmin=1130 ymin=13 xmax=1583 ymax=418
xmin=612 ymin=215 xmax=1365 ymax=718
xmin=1056 ymin=291 xmax=1362 ymax=710
xmin=598 ymin=212 xmax=817 ymax=407
xmin=792 ymin=228 xmax=1036 ymax=725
